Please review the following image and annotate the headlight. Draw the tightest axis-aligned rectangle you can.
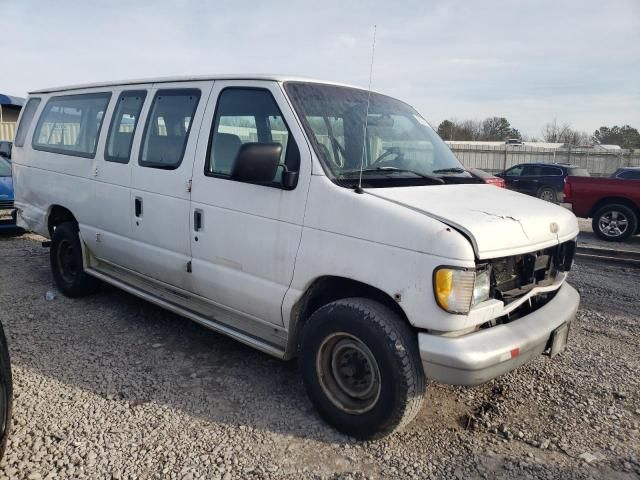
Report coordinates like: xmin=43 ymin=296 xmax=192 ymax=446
xmin=434 ymin=266 xmax=492 ymax=314
xmin=472 ymin=267 xmax=491 ymax=306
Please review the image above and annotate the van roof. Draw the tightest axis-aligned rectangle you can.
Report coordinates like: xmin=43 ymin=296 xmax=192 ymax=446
xmin=29 ymin=74 xmax=361 ymax=94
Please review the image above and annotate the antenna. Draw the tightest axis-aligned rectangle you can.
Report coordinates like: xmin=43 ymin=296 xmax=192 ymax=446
xmin=356 ymin=25 xmax=377 ymax=194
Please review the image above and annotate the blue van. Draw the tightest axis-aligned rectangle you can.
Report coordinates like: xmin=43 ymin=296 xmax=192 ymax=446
xmin=0 ymin=155 xmax=16 ymax=231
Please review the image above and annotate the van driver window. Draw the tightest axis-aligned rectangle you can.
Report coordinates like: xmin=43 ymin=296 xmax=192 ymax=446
xmin=206 ymin=88 xmax=298 ymax=182
xmin=105 ymin=90 xmax=146 ymax=163
xmin=139 ymin=89 xmax=200 ymax=170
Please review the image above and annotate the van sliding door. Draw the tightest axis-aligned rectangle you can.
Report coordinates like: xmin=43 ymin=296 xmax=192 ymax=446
xmin=127 ymin=81 xmax=213 ymax=289
xmin=89 ymin=86 xmax=152 ymax=267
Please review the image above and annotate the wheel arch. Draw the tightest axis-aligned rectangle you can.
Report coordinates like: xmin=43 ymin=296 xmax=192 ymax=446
xmin=588 ymin=197 xmax=640 ymax=219
xmin=47 ymin=205 xmax=77 ymax=236
xmin=537 ymin=184 xmax=559 ymax=198
xmin=284 ymin=275 xmax=412 ymax=360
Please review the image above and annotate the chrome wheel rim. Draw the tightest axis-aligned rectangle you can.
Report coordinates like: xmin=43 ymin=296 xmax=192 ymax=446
xmin=598 ymin=210 xmax=629 ymax=238
xmin=540 ymin=189 xmax=555 ymax=202
xmin=316 ymin=333 xmax=381 ymax=414
xmin=56 ymin=239 xmax=78 ymax=284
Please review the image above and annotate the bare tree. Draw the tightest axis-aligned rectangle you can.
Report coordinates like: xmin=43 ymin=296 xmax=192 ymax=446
xmin=594 ymin=125 xmax=640 ymax=149
xmin=522 ymin=134 xmax=541 ymax=142
xmin=437 ymin=117 xmax=521 ymax=141
xmin=542 ymin=119 xmax=589 ymax=145
xmin=436 ymin=119 xmax=481 ymax=141
xmin=480 ymin=117 xmax=521 ymax=141
xmin=457 ymin=120 xmax=482 ymax=141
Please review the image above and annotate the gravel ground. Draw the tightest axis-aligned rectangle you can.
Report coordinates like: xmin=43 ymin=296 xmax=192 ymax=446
xmin=0 ymin=232 xmax=638 ymax=480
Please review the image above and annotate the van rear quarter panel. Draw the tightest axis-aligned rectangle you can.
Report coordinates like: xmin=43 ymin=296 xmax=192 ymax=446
xmin=13 ymin=89 xmax=118 ymax=240
xmin=14 ymin=164 xmax=94 ymax=238
xmin=13 ymin=90 xmax=107 ymax=238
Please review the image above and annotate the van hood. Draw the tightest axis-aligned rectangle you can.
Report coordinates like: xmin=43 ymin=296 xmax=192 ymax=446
xmin=366 ymin=184 xmax=579 ymax=259
xmin=0 ymin=176 xmax=13 ymax=201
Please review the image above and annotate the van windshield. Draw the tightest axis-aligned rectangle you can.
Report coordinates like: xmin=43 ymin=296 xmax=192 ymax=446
xmin=284 ymin=82 xmax=473 ymax=188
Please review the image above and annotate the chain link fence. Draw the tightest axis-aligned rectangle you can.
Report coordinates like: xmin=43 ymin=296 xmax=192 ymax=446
xmin=447 ymin=143 xmax=640 ymax=177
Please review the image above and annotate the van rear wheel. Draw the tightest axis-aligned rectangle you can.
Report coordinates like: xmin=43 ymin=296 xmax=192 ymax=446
xmin=50 ymin=222 xmax=100 ymax=297
xmin=300 ymin=298 xmax=425 ymax=439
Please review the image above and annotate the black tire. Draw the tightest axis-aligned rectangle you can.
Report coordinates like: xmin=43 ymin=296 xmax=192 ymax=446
xmin=592 ymin=204 xmax=638 ymax=242
xmin=50 ymin=222 xmax=100 ymax=297
xmin=537 ymin=186 xmax=557 ymax=203
xmin=300 ymin=298 xmax=425 ymax=439
xmin=0 ymin=322 xmax=11 ymax=459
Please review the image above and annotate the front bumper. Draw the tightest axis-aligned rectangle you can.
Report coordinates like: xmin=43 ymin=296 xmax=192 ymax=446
xmin=0 ymin=207 xmax=17 ymax=231
xmin=418 ymin=282 xmax=580 ymax=386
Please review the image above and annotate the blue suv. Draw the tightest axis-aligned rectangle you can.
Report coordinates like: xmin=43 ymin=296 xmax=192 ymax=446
xmin=497 ymin=163 xmax=590 ymax=203
xmin=0 ymin=155 xmax=17 ymax=231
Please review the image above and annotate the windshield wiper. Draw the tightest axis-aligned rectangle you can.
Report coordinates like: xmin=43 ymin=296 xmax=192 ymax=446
xmin=431 ymin=167 xmax=466 ymax=174
xmin=340 ymin=166 xmax=445 ymax=184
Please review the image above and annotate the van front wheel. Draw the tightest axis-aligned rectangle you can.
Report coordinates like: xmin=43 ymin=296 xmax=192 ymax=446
xmin=300 ymin=298 xmax=425 ymax=439
xmin=50 ymin=222 xmax=100 ymax=297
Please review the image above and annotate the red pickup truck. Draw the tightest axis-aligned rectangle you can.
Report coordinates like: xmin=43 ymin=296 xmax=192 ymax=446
xmin=564 ymin=176 xmax=640 ymax=241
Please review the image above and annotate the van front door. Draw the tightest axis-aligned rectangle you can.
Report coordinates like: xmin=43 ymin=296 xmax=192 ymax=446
xmin=188 ymin=81 xmax=311 ymax=326
xmin=128 ymin=81 xmax=212 ymax=289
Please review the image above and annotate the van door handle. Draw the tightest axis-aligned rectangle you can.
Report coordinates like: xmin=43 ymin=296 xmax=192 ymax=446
xmin=194 ymin=209 xmax=203 ymax=231
xmin=135 ymin=197 xmax=143 ymax=217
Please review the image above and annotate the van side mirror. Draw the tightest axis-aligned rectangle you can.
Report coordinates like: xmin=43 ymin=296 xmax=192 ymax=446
xmin=282 ymin=170 xmax=298 ymax=189
xmin=231 ymin=143 xmax=282 ymax=184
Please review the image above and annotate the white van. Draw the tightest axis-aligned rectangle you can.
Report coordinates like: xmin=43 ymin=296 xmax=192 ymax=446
xmin=12 ymin=75 xmax=580 ymax=438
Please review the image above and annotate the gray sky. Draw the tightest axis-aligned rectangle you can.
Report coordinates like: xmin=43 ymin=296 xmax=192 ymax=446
xmin=1 ymin=0 xmax=638 ymax=137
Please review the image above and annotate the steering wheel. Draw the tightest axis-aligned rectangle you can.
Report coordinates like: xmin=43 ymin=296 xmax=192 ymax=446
xmin=371 ymin=147 xmax=404 ymax=166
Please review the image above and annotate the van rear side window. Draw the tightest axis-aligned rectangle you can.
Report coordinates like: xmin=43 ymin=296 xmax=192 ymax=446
xmin=33 ymin=93 xmax=111 ymax=158
xmin=139 ymin=89 xmax=200 ymax=170
xmin=105 ymin=91 xmax=147 ymax=163
xmin=14 ymin=97 xmax=41 ymax=147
